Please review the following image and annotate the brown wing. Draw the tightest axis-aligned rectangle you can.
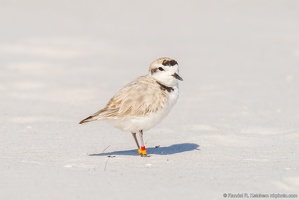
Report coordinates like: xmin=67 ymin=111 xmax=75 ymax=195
xmin=93 ymin=76 xmax=167 ymax=119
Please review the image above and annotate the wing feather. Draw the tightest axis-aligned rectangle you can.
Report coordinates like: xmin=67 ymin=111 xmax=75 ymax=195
xmin=94 ymin=76 xmax=167 ymax=119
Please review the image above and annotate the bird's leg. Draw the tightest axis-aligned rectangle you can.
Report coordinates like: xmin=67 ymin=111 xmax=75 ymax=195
xmin=138 ymin=130 xmax=147 ymax=156
xmin=131 ymin=132 xmax=140 ymax=149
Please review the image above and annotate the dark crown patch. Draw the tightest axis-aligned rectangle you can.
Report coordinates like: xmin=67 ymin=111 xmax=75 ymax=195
xmin=162 ymin=59 xmax=178 ymax=67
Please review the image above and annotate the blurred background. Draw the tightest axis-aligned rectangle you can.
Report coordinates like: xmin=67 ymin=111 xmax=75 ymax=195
xmin=1 ymin=1 xmax=298 ymax=126
xmin=1 ymin=1 xmax=299 ymax=200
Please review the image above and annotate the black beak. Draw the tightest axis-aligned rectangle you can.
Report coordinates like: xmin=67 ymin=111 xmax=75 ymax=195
xmin=173 ymin=73 xmax=183 ymax=81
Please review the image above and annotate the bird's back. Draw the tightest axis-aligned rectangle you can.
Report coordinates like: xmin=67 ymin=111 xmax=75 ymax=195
xmin=89 ymin=75 xmax=170 ymax=120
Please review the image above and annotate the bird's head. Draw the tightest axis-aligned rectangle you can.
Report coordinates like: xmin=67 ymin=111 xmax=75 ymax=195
xmin=148 ymin=57 xmax=183 ymax=87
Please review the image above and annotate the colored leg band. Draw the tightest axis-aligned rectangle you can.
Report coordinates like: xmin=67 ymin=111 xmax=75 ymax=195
xmin=138 ymin=146 xmax=147 ymax=155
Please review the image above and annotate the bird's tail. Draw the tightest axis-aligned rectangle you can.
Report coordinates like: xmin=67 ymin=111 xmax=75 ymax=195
xmin=79 ymin=115 xmax=97 ymax=124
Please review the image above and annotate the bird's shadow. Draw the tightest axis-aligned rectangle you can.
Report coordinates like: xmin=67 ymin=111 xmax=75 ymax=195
xmin=89 ymin=143 xmax=200 ymax=157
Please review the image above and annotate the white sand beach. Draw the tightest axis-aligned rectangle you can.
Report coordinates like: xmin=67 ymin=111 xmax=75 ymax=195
xmin=0 ymin=1 xmax=299 ymax=199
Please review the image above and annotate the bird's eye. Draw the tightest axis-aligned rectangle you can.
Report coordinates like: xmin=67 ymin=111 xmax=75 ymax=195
xmin=158 ymin=67 xmax=164 ymax=71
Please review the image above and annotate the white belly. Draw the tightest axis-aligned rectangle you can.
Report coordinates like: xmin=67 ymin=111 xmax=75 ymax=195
xmin=105 ymin=87 xmax=179 ymax=133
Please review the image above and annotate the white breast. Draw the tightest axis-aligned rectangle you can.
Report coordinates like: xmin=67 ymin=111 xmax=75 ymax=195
xmin=106 ymin=86 xmax=179 ymax=133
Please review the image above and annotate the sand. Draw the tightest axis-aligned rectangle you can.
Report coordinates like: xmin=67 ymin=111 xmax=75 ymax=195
xmin=0 ymin=1 xmax=299 ymax=200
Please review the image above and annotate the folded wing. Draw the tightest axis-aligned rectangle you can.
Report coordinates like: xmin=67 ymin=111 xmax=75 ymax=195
xmin=79 ymin=76 xmax=167 ymax=124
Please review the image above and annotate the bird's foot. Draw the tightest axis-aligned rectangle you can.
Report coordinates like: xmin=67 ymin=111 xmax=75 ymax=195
xmin=138 ymin=146 xmax=148 ymax=157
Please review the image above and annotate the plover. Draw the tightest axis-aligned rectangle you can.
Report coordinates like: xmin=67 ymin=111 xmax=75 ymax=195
xmin=79 ymin=57 xmax=183 ymax=156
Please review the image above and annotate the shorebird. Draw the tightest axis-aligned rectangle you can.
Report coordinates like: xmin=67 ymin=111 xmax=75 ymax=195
xmin=80 ymin=57 xmax=183 ymax=156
